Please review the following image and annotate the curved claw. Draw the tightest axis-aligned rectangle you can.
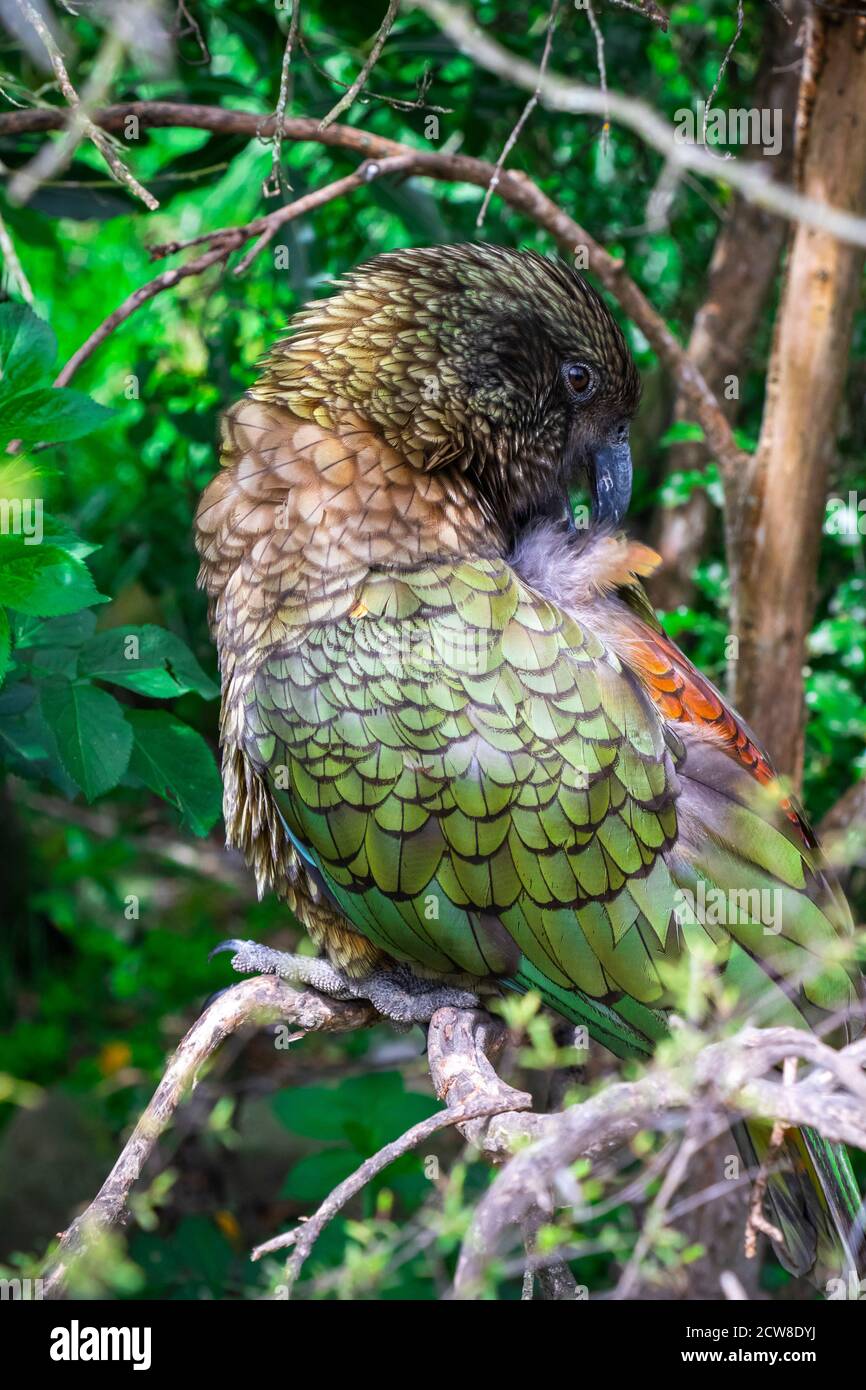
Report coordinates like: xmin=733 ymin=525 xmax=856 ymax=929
xmin=208 ymin=938 xmax=248 ymax=962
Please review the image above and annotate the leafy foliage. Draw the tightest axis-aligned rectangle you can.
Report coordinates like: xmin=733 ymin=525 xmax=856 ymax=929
xmin=0 ymin=304 xmax=221 ymax=826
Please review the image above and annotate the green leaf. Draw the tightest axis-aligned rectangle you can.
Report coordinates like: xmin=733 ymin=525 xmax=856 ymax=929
xmin=39 ymin=681 xmax=133 ymax=801
xmin=0 ymin=303 xmax=56 ymax=394
xmin=0 ymin=536 xmax=108 ymax=615
xmin=280 ymin=1149 xmax=364 ymax=1203
xmin=0 ymin=608 xmax=10 ymax=686
xmin=80 ymin=624 xmax=218 ymax=699
xmin=659 ymin=420 xmax=705 ymax=448
xmin=125 ymin=709 xmax=222 ymax=835
xmin=0 ymin=386 xmax=113 ymax=447
xmin=272 ymin=1086 xmax=358 ymax=1143
xmin=13 ymin=609 xmax=97 ymax=650
xmin=272 ymin=1073 xmax=438 ymax=1150
xmin=39 ymin=515 xmax=100 ymax=560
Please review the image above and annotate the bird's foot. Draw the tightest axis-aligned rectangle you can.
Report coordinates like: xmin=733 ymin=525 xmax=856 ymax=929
xmin=210 ymin=939 xmax=479 ymax=1024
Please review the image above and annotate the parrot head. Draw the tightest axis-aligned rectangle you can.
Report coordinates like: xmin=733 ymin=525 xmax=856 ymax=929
xmin=260 ymin=243 xmax=641 ymax=536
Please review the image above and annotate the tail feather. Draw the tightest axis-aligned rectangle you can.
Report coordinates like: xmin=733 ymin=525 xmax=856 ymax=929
xmin=740 ymin=1120 xmax=863 ymax=1283
xmin=800 ymin=1126 xmax=863 ymax=1280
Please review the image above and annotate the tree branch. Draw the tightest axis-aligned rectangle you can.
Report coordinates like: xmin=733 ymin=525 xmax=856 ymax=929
xmin=39 ymin=973 xmax=866 ymax=1302
xmin=0 ymin=100 xmax=746 ymax=479
xmin=42 ymin=976 xmax=377 ymax=1298
xmin=52 ymin=155 xmax=415 ymax=387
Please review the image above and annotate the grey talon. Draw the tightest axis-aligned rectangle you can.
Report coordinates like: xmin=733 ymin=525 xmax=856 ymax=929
xmin=208 ymin=938 xmax=247 ymax=961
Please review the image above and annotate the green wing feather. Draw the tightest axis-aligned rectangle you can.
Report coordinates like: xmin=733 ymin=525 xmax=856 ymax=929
xmin=243 ymin=556 xmax=863 ymax=1277
xmin=244 ymin=558 xmax=684 ymax=1024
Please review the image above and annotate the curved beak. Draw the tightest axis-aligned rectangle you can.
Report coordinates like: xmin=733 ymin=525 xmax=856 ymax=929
xmin=590 ymin=435 xmax=633 ymax=529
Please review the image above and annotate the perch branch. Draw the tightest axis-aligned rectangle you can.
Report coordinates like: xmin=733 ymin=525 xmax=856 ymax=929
xmin=38 ymin=982 xmax=866 ymax=1303
xmin=42 ymin=976 xmax=377 ymax=1298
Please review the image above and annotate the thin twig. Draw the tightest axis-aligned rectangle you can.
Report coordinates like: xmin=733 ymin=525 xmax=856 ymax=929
xmin=173 ymin=0 xmax=211 ymax=66
xmin=252 ymin=1095 xmax=529 ymax=1294
xmin=407 ymin=0 xmax=866 ymax=250
xmin=607 ymin=0 xmax=670 ymax=28
xmin=702 ymin=0 xmax=746 ymax=159
xmin=476 ymin=0 xmax=560 ymax=228
xmin=318 ymin=0 xmax=400 ymax=130
xmin=585 ymin=0 xmax=610 ymax=159
xmin=262 ymin=1 xmax=300 ymax=198
xmin=615 ymin=1114 xmax=712 ymax=1297
xmin=744 ymin=1055 xmax=796 ymax=1258
xmin=0 ymin=206 xmax=34 ymax=303
xmin=10 ymin=0 xmax=158 ymax=210
xmin=298 ymin=29 xmax=450 ymax=114
xmin=53 ymin=156 xmax=413 ymax=386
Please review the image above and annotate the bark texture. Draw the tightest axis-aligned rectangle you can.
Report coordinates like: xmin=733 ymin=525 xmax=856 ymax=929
xmin=652 ymin=1 xmax=802 ymax=611
xmin=730 ymin=6 xmax=866 ymax=779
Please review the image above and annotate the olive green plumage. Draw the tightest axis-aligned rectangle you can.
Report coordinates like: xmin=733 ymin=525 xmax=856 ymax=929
xmin=243 ymin=557 xmax=680 ymax=1044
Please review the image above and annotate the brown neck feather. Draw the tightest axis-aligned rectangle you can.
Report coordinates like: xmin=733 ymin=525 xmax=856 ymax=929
xmin=195 ymin=393 xmax=498 ymax=699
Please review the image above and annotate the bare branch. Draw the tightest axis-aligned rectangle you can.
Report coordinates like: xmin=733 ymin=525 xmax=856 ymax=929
xmin=702 ymin=0 xmax=745 ymax=158
xmin=606 ymin=0 xmax=670 ymax=29
xmin=3 ymin=102 xmax=745 ymax=478
xmin=262 ymin=1 xmax=300 ymax=198
xmin=39 ymin=976 xmax=866 ymax=1303
xmin=744 ymin=1055 xmax=796 ymax=1258
xmin=450 ymin=1021 xmax=866 ymax=1298
xmin=52 ymin=156 xmax=414 ymax=387
xmin=318 ymin=0 xmax=400 ymax=131
xmin=251 ymin=1092 xmax=529 ymax=1293
xmin=42 ymin=976 xmax=377 ymax=1298
xmin=172 ymin=0 xmax=211 ymax=66
xmin=585 ymin=0 xmax=610 ymax=158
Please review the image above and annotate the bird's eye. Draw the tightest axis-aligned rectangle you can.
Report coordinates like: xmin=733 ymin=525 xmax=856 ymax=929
xmin=563 ymin=362 xmax=596 ymax=402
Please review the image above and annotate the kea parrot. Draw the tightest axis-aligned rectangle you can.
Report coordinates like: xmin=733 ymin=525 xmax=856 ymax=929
xmin=195 ymin=244 xmax=863 ymax=1281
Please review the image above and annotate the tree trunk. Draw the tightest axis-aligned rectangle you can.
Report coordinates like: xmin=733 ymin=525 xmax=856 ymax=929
xmin=651 ymin=2 xmax=801 ymax=611
xmin=729 ymin=6 xmax=866 ymax=782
